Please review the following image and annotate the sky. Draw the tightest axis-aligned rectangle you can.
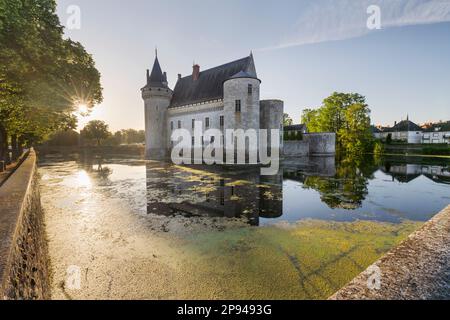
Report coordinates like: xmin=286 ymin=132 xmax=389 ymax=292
xmin=55 ymin=0 xmax=450 ymax=131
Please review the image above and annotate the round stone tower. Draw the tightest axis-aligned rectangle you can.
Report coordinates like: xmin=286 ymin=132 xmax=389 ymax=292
xmin=260 ymin=99 xmax=284 ymax=156
xmin=141 ymin=54 xmax=173 ymax=160
xmin=223 ymin=54 xmax=261 ymax=162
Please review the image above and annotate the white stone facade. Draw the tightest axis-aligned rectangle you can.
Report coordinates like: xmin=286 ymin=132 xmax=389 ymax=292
xmin=422 ymin=131 xmax=450 ymax=144
xmin=375 ymin=130 xmax=450 ymax=144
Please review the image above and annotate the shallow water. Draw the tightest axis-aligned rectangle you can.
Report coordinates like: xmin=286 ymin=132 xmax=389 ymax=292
xmin=38 ymin=154 xmax=449 ymax=299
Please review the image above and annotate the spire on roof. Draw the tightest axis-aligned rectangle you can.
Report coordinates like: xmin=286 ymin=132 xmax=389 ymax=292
xmin=245 ymin=52 xmax=257 ymax=78
xmin=147 ymin=53 xmax=167 ymax=88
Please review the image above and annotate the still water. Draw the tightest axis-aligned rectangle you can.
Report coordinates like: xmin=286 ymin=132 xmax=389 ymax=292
xmin=38 ymin=153 xmax=450 ymax=299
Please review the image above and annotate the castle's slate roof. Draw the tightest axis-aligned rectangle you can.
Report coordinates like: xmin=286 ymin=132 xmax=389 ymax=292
xmin=170 ymin=54 xmax=257 ymax=108
xmin=229 ymin=70 xmax=257 ymax=80
xmin=145 ymin=56 xmax=167 ymax=88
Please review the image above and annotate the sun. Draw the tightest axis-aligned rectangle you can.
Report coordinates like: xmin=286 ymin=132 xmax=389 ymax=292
xmin=77 ymin=103 xmax=89 ymax=115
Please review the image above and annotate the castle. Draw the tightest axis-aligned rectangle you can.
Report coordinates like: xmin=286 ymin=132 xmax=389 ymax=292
xmin=141 ymin=52 xmax=284 ymax=160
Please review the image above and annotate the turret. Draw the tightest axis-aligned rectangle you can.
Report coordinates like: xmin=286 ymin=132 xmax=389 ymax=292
xmin=142 ymin=53 xmax=173 ymax=159
xmin=260 ymin=99 xmax=284 ymax=156
xmin=223 ymin=53 xmax=261 ymax=162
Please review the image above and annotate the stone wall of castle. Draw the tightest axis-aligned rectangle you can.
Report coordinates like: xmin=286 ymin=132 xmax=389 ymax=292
xmin=303 ymin=133 xmax=336 ymax=155
xmin=223 ymin=77 xmax=261 ymax=132
xmin=260 ymin=99 xmax=284 ymax=153
xmin=167 ymin=100 xmax=224 ymax=150
xmin=283 ymin=133 xmax=336 ymax=157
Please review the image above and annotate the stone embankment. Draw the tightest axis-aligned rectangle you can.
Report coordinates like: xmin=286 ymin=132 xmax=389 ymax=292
xmin=330 ymin=205 xmax=450 ymax=300
xmin=0 ymin=149 xmax=50 ymax=299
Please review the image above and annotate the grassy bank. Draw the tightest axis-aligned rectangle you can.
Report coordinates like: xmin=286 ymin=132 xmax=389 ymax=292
xmin=383 ymin=143 xmax=450 ymax=157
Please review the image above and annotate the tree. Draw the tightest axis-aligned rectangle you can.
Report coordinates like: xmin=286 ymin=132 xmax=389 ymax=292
xmin=373 ymin=140 xmax=384 ymax=156
xmin=301 ymin=109 xmax=320 ymax=132
xmin=120 ymin=129 xmax=145 ymax=144
xmin=0 ymin=0 xmax=103 ymax=162
xmin=386 ymin=133 xmax=392 ymax=144
xmin=45 ymin=130 xmax=80 ymax=146
xmin=283 ymin=113 xmax=293 ymax=126
xmin=301 ymin=92 xmax=373 ymax=155
xmin=81 ymin=120 xmax=111 ymax=146
xmin=339 ymin=103 xmax=372 ymax=156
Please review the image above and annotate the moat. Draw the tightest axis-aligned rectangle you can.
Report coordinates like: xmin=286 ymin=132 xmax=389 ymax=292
xmin=38 ymin=153 xmax=450 ymax=299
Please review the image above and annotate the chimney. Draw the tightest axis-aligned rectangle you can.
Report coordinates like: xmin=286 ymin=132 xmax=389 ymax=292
xmin=192 ymin=64 xmax=200 ymax=81
xmin=146 ymin=69 xmax=150 ymax=83
xmin=178 ymin=74 xmax=182 ymax=81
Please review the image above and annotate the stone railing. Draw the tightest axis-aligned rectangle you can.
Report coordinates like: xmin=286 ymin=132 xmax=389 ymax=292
xmin=330 ymin=205 xmax=450 ymax=300
xmin=0 ymin=149 xmax=50 ymax=299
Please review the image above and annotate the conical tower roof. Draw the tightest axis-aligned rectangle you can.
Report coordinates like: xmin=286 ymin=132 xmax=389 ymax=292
xmin=146 ymin=55 xmax=167 ymax=88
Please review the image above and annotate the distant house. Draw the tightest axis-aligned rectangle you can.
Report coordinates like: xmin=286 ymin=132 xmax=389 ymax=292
xmin=370 ymin=126 xmax=382 ymax=139
xmin=372 ymin=119 xmax=450 ymax=144
xmin=375 ymin=119 xmax=423 ymax=143
xmin=421 ymin=121 xmax=450 ymax=144
xmin=284 ymin=124 xmax=307 ymax=140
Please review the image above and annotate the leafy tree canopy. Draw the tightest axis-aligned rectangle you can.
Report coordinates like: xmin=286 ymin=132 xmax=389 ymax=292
xmin=283 ymin=113 xmax=293 ymax=126
xmin=0 ymin=0 xmax=103 ymax=160
xmin=80 ymin=120 xmax=111 ymax=146
xmin=301 ymin=92 xmax=373 ymax=155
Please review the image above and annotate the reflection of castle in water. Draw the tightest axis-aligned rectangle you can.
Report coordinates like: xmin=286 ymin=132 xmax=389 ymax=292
xmin=145 ymin=163 xmax=284 ymax=226
xmin=382 ymin=163 xmax=450 ymax=184
xmin=145 ymin=156 xmax=337 ymax=225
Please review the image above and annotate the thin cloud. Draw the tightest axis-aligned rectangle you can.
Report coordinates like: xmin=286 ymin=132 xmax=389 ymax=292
xmin=258 ymin=0 xmax=450 ymax=51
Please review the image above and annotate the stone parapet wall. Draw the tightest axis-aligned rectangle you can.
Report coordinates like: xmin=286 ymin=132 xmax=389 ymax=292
xmin=0 ymin=149 xmax=50 ymax=299
xmin=283 ymin=141 xmax=310 ymax=157
xmin=303 ymin=133 xmax=336 ymax=155
xmin=330 ymin=205 xmax=450 ymax=300
xmin=283 ymin=133 xmax=336 ymax=157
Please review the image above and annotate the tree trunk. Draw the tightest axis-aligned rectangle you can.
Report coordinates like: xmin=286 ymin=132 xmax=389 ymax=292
xmin=0 ymin=124 xmax=4 ymax=162
xmin=11 ymin=134 xmax=19 ymax=161
xmin=0 ymin=126 xmax=11 ymax=165
xmin=0 ymin=124 xmax=5 ymax=169
xmin=18 ymin=136 xmax=24 ymax=155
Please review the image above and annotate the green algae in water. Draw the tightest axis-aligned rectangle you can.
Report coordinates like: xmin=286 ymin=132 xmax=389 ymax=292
xmin=181 ymin=219 xmax=422 ymax=299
